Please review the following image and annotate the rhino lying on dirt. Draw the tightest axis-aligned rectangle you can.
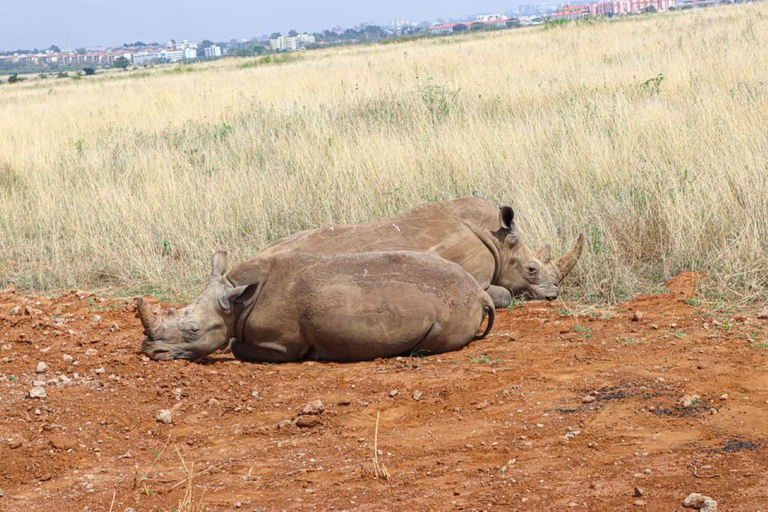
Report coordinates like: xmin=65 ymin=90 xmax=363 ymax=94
xmin=257 ymin=194 xmax=583 ymax=307
xmin=139 ymin=251 xmax=494 ymax=362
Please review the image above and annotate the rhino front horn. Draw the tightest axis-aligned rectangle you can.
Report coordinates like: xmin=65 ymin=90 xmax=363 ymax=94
xmin=137 ymin=297 xmax=159 ymax=337
xmin=555 ymin=233 xmax=585 ymax=279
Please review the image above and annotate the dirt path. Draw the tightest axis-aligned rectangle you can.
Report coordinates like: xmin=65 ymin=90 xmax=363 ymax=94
xmin=1 ymin=273 xmax=767 ymax=511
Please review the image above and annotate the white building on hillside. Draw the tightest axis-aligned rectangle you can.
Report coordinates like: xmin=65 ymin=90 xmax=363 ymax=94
xmin=270 ymin=33 xmax=316 ymax=52
xmin=204 ymin=45 xmax=222 ymax=58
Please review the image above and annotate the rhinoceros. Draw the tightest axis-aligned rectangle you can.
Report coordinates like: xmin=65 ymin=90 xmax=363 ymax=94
xmin=139 ymin=251 xmax=495 ymax=362
xmin=256 ymin=194 xmax=583 ymax=307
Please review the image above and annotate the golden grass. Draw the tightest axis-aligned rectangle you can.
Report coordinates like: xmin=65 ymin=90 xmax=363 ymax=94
xmin=1 ymin=4 xmax=767 ymax=302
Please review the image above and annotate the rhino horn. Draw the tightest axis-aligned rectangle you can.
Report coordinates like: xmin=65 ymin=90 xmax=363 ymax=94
xmin=555 ymin=234 xmax=585 ymax=280
xmin=137 ymin=297 xmax=160 ymax=337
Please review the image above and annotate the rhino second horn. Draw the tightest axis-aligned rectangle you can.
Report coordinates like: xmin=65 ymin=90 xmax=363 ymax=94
xmin=555 ymin=233 xmax=585 ymax=280
xmin=137 ymin=297 xmax=159 ymax=337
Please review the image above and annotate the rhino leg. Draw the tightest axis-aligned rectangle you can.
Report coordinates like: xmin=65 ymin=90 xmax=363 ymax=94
xmin=486 ymin=285 xmax=512 ymax=309
xmin=231 ymin=338 xmax=307 ymax=363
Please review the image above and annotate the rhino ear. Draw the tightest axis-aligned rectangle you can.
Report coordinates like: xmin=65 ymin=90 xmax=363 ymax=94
xmin=211 ymin=252 xmax=228 ymax=278
xmin=218 ymin=284 xmax=258 ymax=313
xmin=536 ymin=244 xmax=552 ymax=262
xmin=499 ymin=207 xmax=515 ymax=231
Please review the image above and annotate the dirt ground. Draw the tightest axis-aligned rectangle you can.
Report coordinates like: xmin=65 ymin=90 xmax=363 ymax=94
xmin=1 ymin=272 xmax=767 ymax=511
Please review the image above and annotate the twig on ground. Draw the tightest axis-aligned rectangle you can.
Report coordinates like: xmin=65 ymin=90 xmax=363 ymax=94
xmin=373 ymin=412 xmax=390 ymax=480
xmin=108 ymin=489 xmax=116 ymax=512
xmin=690 ymin=461 xmax=721 ymax=479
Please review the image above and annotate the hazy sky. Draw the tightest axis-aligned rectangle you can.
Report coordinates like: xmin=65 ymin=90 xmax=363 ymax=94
xmin=0 ymin=1 xmax=523 ymax=51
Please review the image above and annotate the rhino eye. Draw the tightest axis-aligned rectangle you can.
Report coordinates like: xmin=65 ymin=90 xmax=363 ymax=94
xmin=526 ymin=265 xmax=538 ymax=275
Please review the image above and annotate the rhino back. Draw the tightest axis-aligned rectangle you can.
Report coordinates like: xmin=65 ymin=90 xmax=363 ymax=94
xmin=258 ymin=198 xmax=497 ymax=287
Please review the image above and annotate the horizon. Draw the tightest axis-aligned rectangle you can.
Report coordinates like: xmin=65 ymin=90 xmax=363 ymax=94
xmin=0 ymin=1 xmax=532 ymax=52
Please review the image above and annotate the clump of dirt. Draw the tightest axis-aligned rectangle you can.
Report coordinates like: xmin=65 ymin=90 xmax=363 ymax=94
xmin=0 ymin=275 xmax=767 ymax=510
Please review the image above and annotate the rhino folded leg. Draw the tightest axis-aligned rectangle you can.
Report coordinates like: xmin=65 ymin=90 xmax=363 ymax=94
xmin=231 ymin=339 xmax=307 ymax=363
xmin=486 ymin=285 xmax=512 ymax=309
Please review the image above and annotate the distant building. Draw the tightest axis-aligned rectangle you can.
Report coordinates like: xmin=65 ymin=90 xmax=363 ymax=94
xmin=519 ymin=3 xmax=557 ymax=15
xmin=550 ymin=0 xmax=675 ymax=18
xmin=270 ymin=34 xmax=316 ymax=52
xmin=183 ymin=47 xmax=197 ymax=59
xmin=476 ymin=13 xmax=507 ymax=22
xmin=204 ymin=45 xmax=222 ymax=58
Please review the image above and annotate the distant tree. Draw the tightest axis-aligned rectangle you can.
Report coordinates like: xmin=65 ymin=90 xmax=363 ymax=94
xmin=8 ymin=74 xmax=24 ymax=84
xmin=76 ymin=48 xmax=86 ymax=55
xmin=57 ymin=71 xmax=69 ymax=78
xmin=171 ymin=39 xmax=177 ymax=44
xmin=113 ymin=56 xmax=130 ymax=70
xmin=83 ymin=67 xmax=96 ymax=75
xmin=642 ymin=5 xmax=657 ymax=12
xmin=48 ymin=45 xmax=60 ymax=52
xmin=270 ymin=32 xmax=282 ymax=39
xmin=288 ymin=29 xmax=299 ymax=37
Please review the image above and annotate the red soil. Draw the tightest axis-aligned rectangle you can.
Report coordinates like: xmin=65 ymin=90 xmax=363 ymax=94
xmin=1 ymin=272 xmax=767 ymax=510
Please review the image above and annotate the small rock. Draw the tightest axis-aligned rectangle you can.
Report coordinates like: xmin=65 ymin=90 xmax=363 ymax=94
xmin=49 ymin=435 xmax=76 ymax=451
xmin=156 ymin=409 xmax=172 ymax=424
xmin=651 ymin=324 xmax=659 ymax=330
xmin=277 ymin=420 xmax=293 ymax=429
xmin=295 ymin=415 xmax=321 ymax=428
xmin=35 ymin=362 xmax=48 ymax=373
xmin=84 ymin=348 xmax=97 ymax=357
xmin=207 ymin=398 xmax=221 ymax=407
xmin=634 ymin=486 xmax=644 ymax=497
xmin=678 ymin=394 xmax=700 ymax=408
xmin=412 ymin=390 xmax=423 ymax=401
xmin=757 ymin=307 xmax=768 ymax=320
xmin=251 ymin=390 xmax=260 ymax=399
xmin=632 ymin=311 xmax=644 ymax=322
xmin=299 ymin=399 xmax=325 ymax=416
xmin=719 ymin=393 xmax=728 ymax=400
xmin=476 ymin=400 xmax=489 ymax=410
xmin=582 ymin=395 xmax=596 ymax=404
xmin=92 ymin=315 xmax=103 ymax=323
xmin=7 ymin=437 xmax=24 ymax=449
xmin=683 ymin=493 xmax=717 ymax=511
xmin=63 ymin=354 xmax=74 ymax=363
xmin=389 ymin=389 xmax=398 ymax=397
xmin=9 ymin=306 xmax=21 ymax=315
xmin=0 ymin=488 xmax=3 ymax=497
xmin=29 ymin=387 xmax=46 ymax=399
xmin=93 ymin=368 xmax=105 ymax=374
xmin=634 ymin=500 xmax=646 ymax=507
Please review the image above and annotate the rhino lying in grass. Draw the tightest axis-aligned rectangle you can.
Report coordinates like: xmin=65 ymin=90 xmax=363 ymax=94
xmin=139 ymin=251 xmax=494 ymax=362
xmin=258 ymin=194 xmax=583 ymax=307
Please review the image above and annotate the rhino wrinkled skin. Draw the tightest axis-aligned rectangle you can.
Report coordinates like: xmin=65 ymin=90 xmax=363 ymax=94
xmin=139 ymin=251 xmax=495 ymax=362
xmin=256 ymin=195 xmax=584 ymax=307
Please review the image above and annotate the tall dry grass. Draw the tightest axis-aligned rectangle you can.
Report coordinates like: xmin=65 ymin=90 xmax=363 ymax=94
xmin=1 ymin=4 xmax=767 ymax=303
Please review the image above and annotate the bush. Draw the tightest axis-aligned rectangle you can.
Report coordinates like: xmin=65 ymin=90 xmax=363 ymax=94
xmin=83 ymin=68 xmax=96 ymax=76
xmin=8 ymin=74 xmax=24 ymax=84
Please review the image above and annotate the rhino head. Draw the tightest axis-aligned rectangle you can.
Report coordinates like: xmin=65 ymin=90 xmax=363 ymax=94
xmin=494 ymin=206 xmax=584 ymax=301
xmin=138 ymin=252 xmax=257 ymax=361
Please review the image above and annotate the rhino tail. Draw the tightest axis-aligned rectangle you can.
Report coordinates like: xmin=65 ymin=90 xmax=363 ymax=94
xmin=475 ymin=301 xmax=495 ymax=341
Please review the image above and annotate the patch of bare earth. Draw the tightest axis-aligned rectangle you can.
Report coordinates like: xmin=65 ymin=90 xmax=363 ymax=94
xmin=1 ymin=272 xmax=767 ymax=510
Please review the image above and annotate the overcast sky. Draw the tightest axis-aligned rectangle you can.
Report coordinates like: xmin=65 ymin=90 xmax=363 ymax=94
xmin=0 ymin=1 xmax=524 ymax=51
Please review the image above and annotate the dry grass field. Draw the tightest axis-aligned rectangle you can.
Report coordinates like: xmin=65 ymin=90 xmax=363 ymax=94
xmin=1 ymin=4 xmax=767 ymax=303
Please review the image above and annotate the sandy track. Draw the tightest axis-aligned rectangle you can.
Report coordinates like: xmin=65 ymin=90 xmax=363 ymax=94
xmin=1 ymin=273 xmax=767 ymax=510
